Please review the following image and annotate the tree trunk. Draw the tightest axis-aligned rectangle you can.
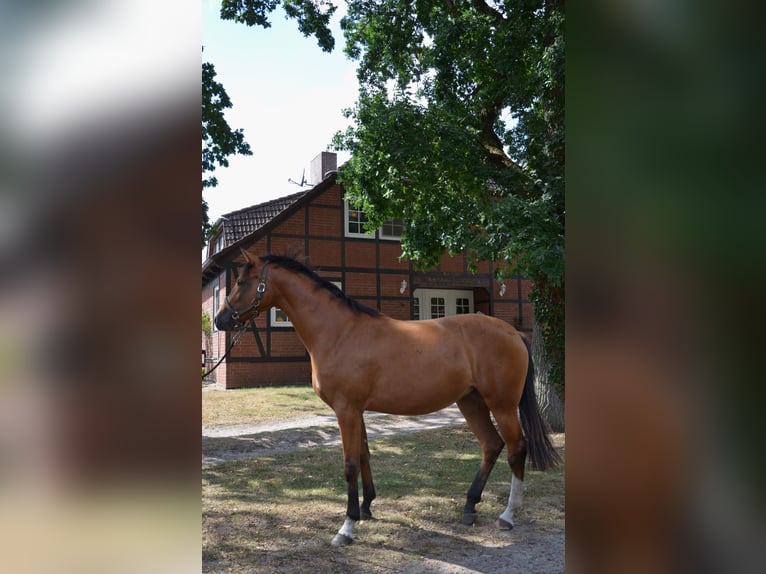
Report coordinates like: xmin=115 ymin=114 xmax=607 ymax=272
xmin=531 ymin=320 xmax=565 ymax=432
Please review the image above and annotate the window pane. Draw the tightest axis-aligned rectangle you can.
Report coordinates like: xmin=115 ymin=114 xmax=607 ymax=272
xmin=412 ymin=298 xmax=420 ymax=320
xmin=348 ymin=206 xmax=368 ymax=235
xmin=430 ymin=297 xmax=445 ymax=318
xmin=456 ymin=297 xmax=470 ymax=315
xmin=274 ymin=309 xmax=290 ymax=324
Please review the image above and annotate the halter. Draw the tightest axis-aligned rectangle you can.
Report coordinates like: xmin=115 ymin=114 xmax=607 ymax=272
xmin=203 ymin=261 xmax=269 ymax=381
xmin=224 ymin=262 xmax=270 ymax=326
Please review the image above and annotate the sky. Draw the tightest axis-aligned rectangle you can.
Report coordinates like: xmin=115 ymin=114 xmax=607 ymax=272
xmin=202 ymin=0 xmax=357 ymax=223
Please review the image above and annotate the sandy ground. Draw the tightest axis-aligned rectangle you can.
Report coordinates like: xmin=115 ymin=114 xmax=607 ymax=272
xmin=203 ymin=404 xmax=565 ymax=573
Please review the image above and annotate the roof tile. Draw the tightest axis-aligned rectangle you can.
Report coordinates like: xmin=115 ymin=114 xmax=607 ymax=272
xmin=219 ymin=189 xmax=308 ymax=247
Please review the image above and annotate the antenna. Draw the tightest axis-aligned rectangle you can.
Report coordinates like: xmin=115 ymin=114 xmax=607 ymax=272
xmin=288 ymin=168 xmax=309 ymax=187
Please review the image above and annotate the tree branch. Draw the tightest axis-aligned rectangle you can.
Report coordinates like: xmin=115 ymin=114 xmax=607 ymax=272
xmin=478 ymin=124 xmax=522 ymax=173
xmin=472 ymin=0 xmax=505 ymax=21
xmin=475 ymin=101 xmax=522 ymax=174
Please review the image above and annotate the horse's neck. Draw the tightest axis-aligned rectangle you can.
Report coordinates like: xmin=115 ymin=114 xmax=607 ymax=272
xmin=270 ymin=271 xmax=340 ymax=352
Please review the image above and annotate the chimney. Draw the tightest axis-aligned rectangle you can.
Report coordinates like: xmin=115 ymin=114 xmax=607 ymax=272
xmin=310 ymin=151 xmax=337 ymax=185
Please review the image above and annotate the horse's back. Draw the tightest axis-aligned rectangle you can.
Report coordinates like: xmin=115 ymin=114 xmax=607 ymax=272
xmin=383 ymin=312 xmax=527 ymax=365
xmin=436 ymin=313 xmax=527 ymax=354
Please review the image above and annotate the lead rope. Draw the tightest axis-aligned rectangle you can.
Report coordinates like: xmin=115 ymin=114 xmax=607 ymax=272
xmin=202 ymin=326 xmax=246 ymax=380
xmin=203 ymin=262 xmax=270 ymax=381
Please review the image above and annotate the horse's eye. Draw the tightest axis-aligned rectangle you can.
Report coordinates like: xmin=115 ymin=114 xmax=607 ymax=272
xmin=236 ymin=278 xmax=245 ymax=286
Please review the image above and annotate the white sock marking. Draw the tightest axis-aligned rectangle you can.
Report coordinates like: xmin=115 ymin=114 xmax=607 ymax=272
xmin=337 ymin=517 xmax=354 ymax=539
xmin=499 ymin=475 xmax=524 ymax=525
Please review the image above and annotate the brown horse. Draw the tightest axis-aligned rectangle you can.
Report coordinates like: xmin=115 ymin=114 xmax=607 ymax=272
xmin=215 ymin=250 xmax=560 ymax=546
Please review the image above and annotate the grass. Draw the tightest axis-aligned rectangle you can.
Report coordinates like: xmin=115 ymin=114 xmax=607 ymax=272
xmin=202 ymin=426 xmax=564 ymax=573
xmin=202 ymin=386 xmax=330 ymax=428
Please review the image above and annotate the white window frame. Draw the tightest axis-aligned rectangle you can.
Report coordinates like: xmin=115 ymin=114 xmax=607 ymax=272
xmin=344 ymin=200 xmax=374 ymax=239
xmin=270 ymin=307 xmax=293 ymax=327
xmin=272 ymin=281 xmax=342 ymax=327
xmin=213 ymin=285 xmax=220 ymax=332
xmin=210 ymin=232 xmax=225 ymax=257
xmin=412 ymin=288 xmax=474 ymax=320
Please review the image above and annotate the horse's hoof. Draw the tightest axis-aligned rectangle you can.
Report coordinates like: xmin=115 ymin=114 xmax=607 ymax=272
xmin=462 ymin=512 xmax=478 ymax=526
xmin=361 ymin=509 xmax=374 ymax=520
xmin=496 ymin=517 xmax=513 ymax=530
xmin=331 ymin=533 xmax=353 ymax=547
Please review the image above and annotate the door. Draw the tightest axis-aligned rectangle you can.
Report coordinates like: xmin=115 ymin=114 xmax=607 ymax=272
xmin=412 ymin=289 xmax=474 ymax=320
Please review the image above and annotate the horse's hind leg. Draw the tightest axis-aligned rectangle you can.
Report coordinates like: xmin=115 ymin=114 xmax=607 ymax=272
xmin=360 ymin=418 xmax=376 ymax=520
xmin=457 ymin=389 xmax=505 ymax=526
xmin=490 ymin=409 xmax=527 ymax=530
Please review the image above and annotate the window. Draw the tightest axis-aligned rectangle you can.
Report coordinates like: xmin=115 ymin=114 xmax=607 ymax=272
xmin=380 ymin=218 xmax=403 ymax=240
xmin=455 ymin=297 xmax=471 ymax=315
xmin=345 ymin=201 xmax=371 ymax=238
xmin=213 ymin=286 xmax=220 ymax=332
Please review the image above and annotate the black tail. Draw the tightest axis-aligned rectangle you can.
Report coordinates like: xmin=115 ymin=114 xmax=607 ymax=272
xmin=518 ymin=337 xmax=562 ymax=471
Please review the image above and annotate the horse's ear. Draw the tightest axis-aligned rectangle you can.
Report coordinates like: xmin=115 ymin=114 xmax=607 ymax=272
xmin=239 ymin=247 xmax=253 ymax=264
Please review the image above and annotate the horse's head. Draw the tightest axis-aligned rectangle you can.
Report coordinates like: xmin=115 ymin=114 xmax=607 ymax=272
xmin=214 ymin=248 xmax=274 ymax=331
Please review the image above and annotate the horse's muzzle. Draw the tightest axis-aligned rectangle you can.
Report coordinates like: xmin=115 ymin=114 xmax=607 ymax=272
xmin=214 ymin=308 xmax=238 ymax=331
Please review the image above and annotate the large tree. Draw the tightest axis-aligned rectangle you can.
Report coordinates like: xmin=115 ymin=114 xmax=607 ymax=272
xmin=202 ymin=58 xmax=253 ymax=246
xmin=219 ymin=1 xmax=564 ymax=420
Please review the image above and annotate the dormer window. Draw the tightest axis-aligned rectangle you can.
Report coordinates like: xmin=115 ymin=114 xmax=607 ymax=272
xmin=211 ymin=232 xmax=225 ymax=255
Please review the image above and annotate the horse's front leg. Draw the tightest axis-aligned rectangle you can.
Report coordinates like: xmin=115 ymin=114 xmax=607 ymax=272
xmin=331 ymin=409 xmax=362 ymax=547
xmin=360 ymin=417 xmax=376 ymax=520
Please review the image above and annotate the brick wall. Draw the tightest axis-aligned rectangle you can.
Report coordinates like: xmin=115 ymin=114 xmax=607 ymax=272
xmin=307 ymin=205 xmax=340 ymax=237
xmin=308 ymin=239 xmax=342 ymax=267
xmin=379 ymin=242 xmax=409 ymax=270
xmin=225 ymin=360 xmax=312 ymax=388
xmin=202 ymin=275 xmax=228 ymax=385
xmin=345 ymin=271 xmax=377 ymax=297
xmin=275 ymin=208 xmax=305 ymax=235
xmin=344 ymin=241 xmax=376 ymax=268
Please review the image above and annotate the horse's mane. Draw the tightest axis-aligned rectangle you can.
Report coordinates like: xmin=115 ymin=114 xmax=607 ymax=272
xmin=260 ymin=254 xmax=382 ymax=318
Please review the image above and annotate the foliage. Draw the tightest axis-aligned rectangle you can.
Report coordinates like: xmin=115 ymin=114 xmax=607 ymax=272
xmin=202 ymin=58 xmax=253 ymax=246
xmin=202 ymin=311 xmax=212 ymax=336
xmin=215 ymin=0 xmax=565 ymax=393
xmin=220 ymin=0 xmax=336 ymax=52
